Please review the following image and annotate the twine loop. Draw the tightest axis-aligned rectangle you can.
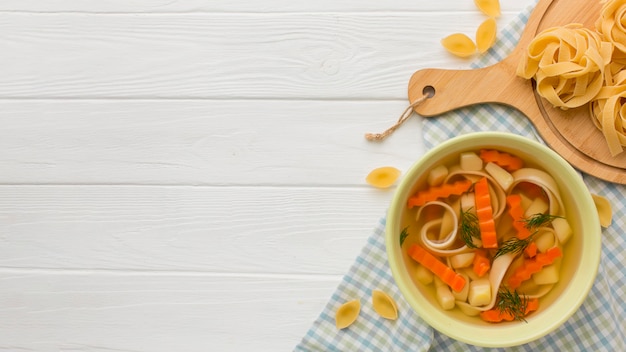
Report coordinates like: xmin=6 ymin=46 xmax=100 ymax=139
xmin=365 ymin=94 xmax=429 ymax=141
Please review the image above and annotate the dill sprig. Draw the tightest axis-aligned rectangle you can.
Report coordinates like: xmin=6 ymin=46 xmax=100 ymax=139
xmin=495 ymin=213 xmax=564 ymax=258
xmin=399 ymin=226 xmax=409 ymax=246
xmin=494 ymin=235 xmax=533 ymax=258
xmin=521 ymin=213 xmax=563 ymax=230
xmin=459 ymin=207 xmax=480 ymax=249
xmin=496 ymin=288 xmax=529 ymax=322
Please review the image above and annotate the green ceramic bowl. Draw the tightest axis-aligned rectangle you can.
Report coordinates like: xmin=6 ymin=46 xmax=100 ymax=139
xmin=386 ymin=132 xmax=601 ymax=347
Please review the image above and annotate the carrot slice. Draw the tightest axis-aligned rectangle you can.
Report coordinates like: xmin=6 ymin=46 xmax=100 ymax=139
xmin=480 ymin=297 xmax=539 ymax=323
xmin=473 ymin=249 xmax=491 ymax=277
xmin=524 ymin=241 xmax=538 ymax=258
xmin=407 ymin=244 xmax=466 ymax=292
xmin=507 ymin=247 xmax=562 ymax=289
xmin=479 ymin=149 xmax=523 ymax=172
xmin=515 ymin=182 xmax=546 ymax=200
xmin=480 ymin=308 xmax=514 ymax=323
xmin=506 ymin=194 xmax=532 ymax=239
xmin=407 ymin=179 xmax=473 ymax=208
xmin=474 ymin=177 xmax=498 ymax=248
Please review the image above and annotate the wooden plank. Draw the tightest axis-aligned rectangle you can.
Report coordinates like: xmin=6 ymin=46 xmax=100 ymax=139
xmin=0 ymin=100 xmax=424 ymax=185
xmin=0 ymin=0 xmax=534 ymax=13
xmin=0 ymin=271 xmax=336 ymax=351
xmin=0 ymin=185 xmax=390 ymax=274
xmin=0 ymin=12 xmax=520 ymax=99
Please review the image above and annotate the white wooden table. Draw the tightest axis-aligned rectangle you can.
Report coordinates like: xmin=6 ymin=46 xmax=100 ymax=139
xmin=0 ymin=1 xmax=535 ymax=350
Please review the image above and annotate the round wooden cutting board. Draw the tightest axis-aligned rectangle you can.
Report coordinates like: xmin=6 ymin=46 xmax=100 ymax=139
xmin=408 ymin=0 xmax=626 ymax=184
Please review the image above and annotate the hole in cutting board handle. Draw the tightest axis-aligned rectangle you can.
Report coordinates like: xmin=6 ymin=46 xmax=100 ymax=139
xmin=422 ymin=85 xmax=436 ymax=98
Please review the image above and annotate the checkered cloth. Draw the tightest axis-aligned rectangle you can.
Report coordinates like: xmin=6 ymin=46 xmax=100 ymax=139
xmin=294 ymin=5 xmax=626 ymax=351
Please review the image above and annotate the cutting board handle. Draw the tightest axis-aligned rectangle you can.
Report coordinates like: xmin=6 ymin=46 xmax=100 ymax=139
xmin=407 ymin=0 xmax=555 ymax=118
xmin=407 ymin=63 xmax=542 ymax=118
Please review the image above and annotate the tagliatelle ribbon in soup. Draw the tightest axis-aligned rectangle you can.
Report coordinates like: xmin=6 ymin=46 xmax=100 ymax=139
xmin=405 ymin=149 xmax=571 ymax=320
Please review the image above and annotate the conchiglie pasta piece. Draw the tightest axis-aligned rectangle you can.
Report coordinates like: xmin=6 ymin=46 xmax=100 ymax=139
xmin=441 ymin=33 xmax=477 ymax=58
xmin=335 ymin=299 xmax=360 ymax=329
xmin=371 ymin=290 xmax=399 ymax=320
xmin=591 ymin=193 xmax=613 ymax=227
xmin=366 ymin=166 xmax=401 ymax=188
xmin=476 ymin=17 xmax=497 ymax=53
xmin=474 ymin=0 xmax=501 ymax=18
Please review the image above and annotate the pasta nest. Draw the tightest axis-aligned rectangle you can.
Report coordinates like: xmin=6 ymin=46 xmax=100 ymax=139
xmin=591 ymin=0 xmax=626 ymax=155
xmin=517 ymin=0 xmax=626 ymax=156
xmin=596 ymin=0 xmax=626 ymax=62
xmin=517 ymin=24 xmax=612 ymax=110
xmin=589 ymin=61 xmax=626 ymax=156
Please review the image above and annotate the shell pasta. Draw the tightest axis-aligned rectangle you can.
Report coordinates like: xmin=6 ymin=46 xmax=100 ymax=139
xmin=402 ymin=149 xmax=571 ymax=322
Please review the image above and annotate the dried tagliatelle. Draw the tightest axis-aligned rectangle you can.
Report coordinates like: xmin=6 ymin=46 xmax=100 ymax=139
xmin=335 ymin=299 xmax=360 ymax=329
xmin=589 ymin=79 xmax=626 ymax=155
xmin=585 ymin=0 xmax=626 ymax=155
xmin=517 ymin=24 xmax=613 ymax=109
xmin=371 ymin=290 xmax=399 ymax=320
xmin=595 ymin=0 xmax=626 ymax=63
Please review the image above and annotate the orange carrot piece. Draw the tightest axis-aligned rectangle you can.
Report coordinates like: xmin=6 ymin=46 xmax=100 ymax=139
xmin=420 ymin=203 xmax=443 ymax=222
xmin=407 ymin=244 xmax=467 ymax=292
xmin=407 ymin=179 xmax=473 ymax=208
xmin=473 ymin=249 xmax=491 ymax=277
xmin=474 ymin=177 xmax=498 ymax=248
xmin=525 ymin=297 xmax=539 ymax=314
xmin=515 ymin=182 xmax=547 ymax=200
xmin=506 ymin=194 xmax=532 ymax=240
xmin=480 ymin=297 xmax=539 ymax=323
xmin=524 ymin=242 xmax=538 ymax=258
xmin=480 ymin=308 xmax=515 ymax=323
xmin=508 ymin=247 xmax=562 ymax=289
xmin=479 ymin=149 xmax=524 ymax=171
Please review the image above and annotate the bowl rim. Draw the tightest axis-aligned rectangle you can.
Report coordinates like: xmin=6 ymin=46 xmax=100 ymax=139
xmin=385 ymin=131 xmax=601 ymax=347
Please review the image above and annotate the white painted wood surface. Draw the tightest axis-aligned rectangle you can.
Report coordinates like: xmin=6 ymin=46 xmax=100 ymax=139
xmin=0 ymin=1 xmax=535 ymax=350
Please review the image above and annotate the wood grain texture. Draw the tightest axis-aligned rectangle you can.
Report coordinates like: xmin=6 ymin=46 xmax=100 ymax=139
xmin=0 ymin=185 xmax=390 ymax=274
xmin=0 ymin=272 xmax=335 ymax=352
xmin=0 ymin=100 xmax=423 ymax=185
xmin=0 ymin=12 xmax=520 ymax=99
xmin=0 ymin=0 xmax=532 ymax=13
xmin=0 ymin=1 xmax=542 ymax=351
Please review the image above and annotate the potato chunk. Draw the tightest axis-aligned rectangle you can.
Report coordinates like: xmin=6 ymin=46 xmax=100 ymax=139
xmin=468 ymin=278 xmax=491 ymax=306
xmin=460 ymin=152 xmax=483 ymax=171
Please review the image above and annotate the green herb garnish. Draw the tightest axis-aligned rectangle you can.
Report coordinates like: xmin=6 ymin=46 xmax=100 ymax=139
xmin=521 ymin=213 xmax=563 ymax=230
xmin=494 ymin=236 xmax=533 ymax=258
xmin=496 ymin=288 xmax=529 ymax=322
xmin=460 ymin=206 xmax=480 ymax=249
xmin=495 ymin=213 xmax=564 ymax=258
xmin=399 ymin=226 xmax=409 ymax=246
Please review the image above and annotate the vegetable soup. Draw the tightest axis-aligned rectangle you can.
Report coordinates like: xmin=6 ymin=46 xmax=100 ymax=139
xmin=400 ymin=149 xmax=573 ymax=323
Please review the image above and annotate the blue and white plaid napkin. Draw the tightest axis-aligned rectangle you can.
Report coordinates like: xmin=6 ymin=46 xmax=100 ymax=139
xmin=295 ymin=5 xmax=626 ymax=351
